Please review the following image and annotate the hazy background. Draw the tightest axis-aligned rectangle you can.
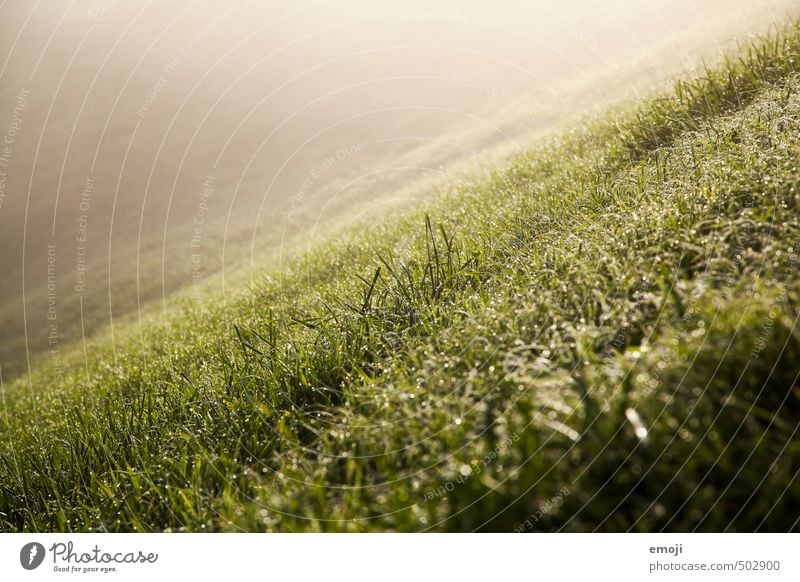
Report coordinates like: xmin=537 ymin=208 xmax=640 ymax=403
xmin=0 ymin=0 xmax=797 ymax=380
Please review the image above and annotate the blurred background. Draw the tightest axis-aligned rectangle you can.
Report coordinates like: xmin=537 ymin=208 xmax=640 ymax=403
xmin=0 ymin=0 xmax=796 ymax=380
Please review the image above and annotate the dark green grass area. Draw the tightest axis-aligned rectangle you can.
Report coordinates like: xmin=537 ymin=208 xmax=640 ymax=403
xmin=2 ymin=23 xmax=800 ymax=532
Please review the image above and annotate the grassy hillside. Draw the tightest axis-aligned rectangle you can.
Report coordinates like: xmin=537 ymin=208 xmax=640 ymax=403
xmin=2 ymin=0 xmax=795 ymax=382
xmin=2 ymin=22 xmax=800 ymax=532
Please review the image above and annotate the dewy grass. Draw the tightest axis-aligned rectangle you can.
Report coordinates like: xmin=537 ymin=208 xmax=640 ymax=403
xmin=2 ymin=22 xmax=800 ymax=532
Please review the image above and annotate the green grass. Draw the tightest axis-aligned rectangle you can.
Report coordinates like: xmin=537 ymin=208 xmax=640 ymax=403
xmin=2 ymin=21 xmax=800 ymax=532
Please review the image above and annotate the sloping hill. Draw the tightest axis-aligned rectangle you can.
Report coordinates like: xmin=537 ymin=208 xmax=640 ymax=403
xmin=2 ymin=22 xmax=800 ymax=532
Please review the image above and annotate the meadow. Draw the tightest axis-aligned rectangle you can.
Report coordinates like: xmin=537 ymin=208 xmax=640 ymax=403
xmin=2 ymin=17 xmax=800 ymax=532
